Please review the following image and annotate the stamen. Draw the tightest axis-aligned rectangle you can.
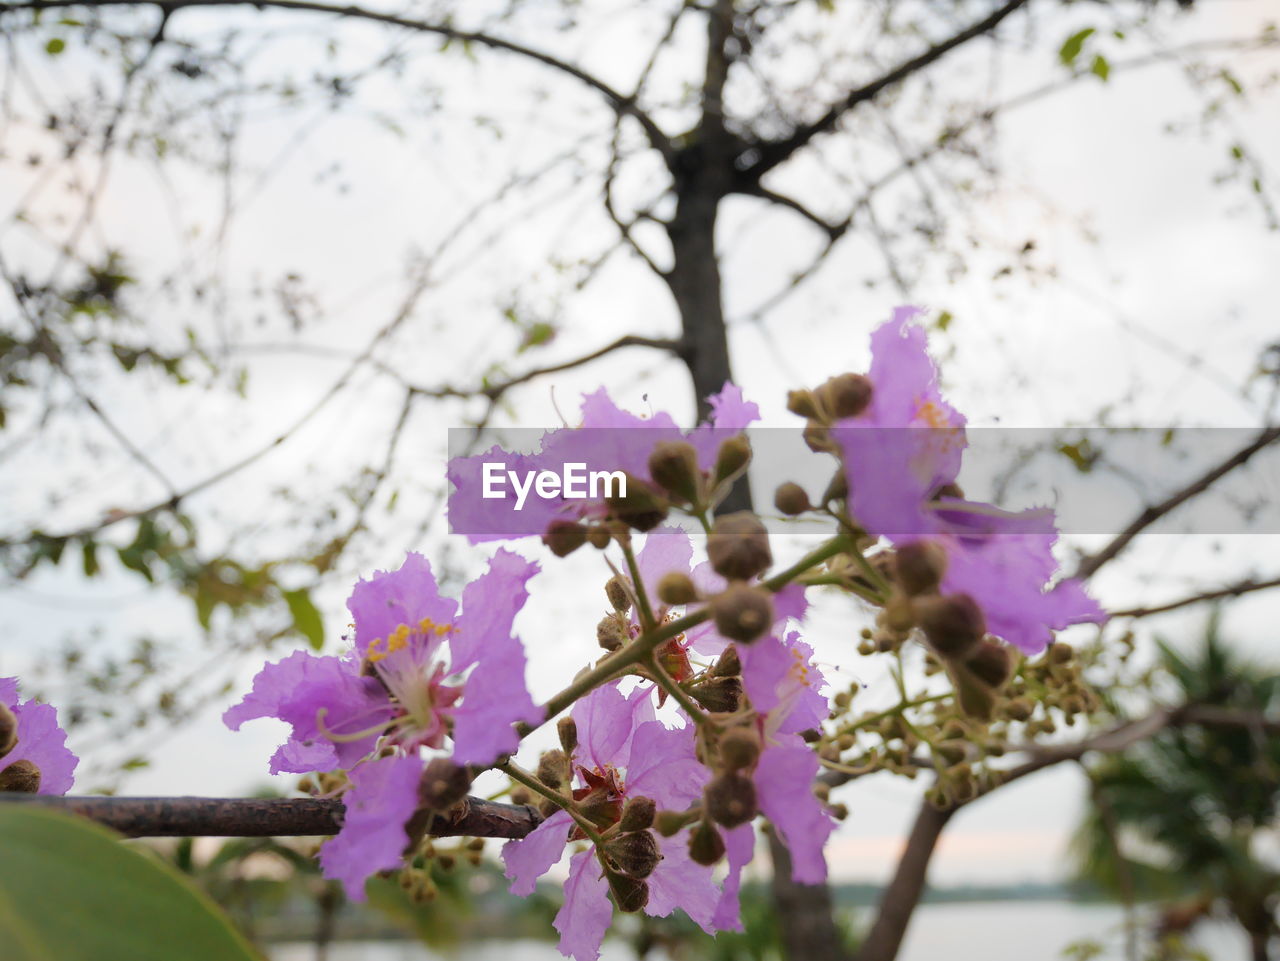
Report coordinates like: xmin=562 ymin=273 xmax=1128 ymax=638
xmin=315 ymin=706 xmax=404 ymax=743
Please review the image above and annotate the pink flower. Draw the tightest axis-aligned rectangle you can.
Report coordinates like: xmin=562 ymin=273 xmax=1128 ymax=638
xmin=0 ymin=676 xmax=78 ymax=795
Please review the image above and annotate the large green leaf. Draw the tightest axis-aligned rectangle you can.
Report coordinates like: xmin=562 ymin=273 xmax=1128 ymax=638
xmin=0 ymin=805 xmax=262 ymax=961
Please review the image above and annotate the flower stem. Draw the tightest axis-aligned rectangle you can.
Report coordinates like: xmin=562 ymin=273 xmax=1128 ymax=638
xmin=620 ymin=538 xmax=657 ymax=633
xmin=496 ymin=760 xmax=603 ymax=845
xmin=644 ymin=653 xmax=713 ymax=728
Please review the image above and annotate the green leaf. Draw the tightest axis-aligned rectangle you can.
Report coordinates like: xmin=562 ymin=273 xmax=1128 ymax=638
xmin=283 ymin=587 xmax=324 ymax=650
xmin=44 ymin=37 xmax=65 ymax=55
xmin=1089 ymin=54 xmax=1110 ymax=82
xmin=1058 ymin=28 xmax=1095 ymax=66
xmin=935 ymin=310 xmax=954 ymax=332
xmin=80 ymin=540 xmax=99 ymax=577
xmin=0 ymin=805 xmax=262 ymax=960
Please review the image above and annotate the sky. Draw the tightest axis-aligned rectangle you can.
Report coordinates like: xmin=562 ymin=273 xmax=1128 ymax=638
xmin=1 ymin=0 xmax=1279 ymax=889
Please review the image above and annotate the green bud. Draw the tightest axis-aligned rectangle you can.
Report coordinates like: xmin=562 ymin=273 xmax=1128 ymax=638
xmin=654 ymin=809 xmax=692 ymax=838
xmin=656 ymin=571 xmax=698 ymax=606
xmin=710 ymin=583 xmax=774 ymax=643
xmin=557 ymin=717 xmax=578 ymax=757
xmin=606 ymin=475 xmax=669 ymax=532
xmin=712 ymin=435 xmax=752 ymax=488
xmin=774 ymin=482 xmax=812 ymax=516
xmin=786 ymin=389 xmax=819 ymax=418
xmin=707 ymin=512 xmax=773 ymax=581
xmin=718 ymin=726 xmax=761 ymax=771
xmin=893 ymin=541 xmax=948 ymax=596
xmin=618 ymin=796 xmax=657 ymax=833
xmin=605 ymin=575 xmax=632 ymax=613
xmin=915 ymin=593 xmax=985 ymax=659
xmin=688 ymin=818 xmax=726 ymax=866
xmin=648 ymin=441 xmax=702 ymax=505
xmin=0 ymin=759 xmax=40 ymax=793
xmin=542 ymin=520 xmax=588 ymax=558
xmin=704 ymin=771 xmax=758 ymax=828
xmin=603 ymin=829 xmax=662 ymax=879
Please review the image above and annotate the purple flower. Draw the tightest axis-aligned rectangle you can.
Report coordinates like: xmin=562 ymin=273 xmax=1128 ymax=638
xmin=501 ymin=683 xmax=720 ymax=961
xmin=831 ymin=308 xmax=1104 ymax=653
xmin=448 ymin=383 xmax=759 ymax=542
xmin=0 ymin=676 xmax=78 ymax=795
xmin=225 ymin=549 xmax=542 ymax=899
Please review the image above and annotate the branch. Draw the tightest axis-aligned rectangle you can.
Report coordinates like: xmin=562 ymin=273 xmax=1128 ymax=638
xmin=743 ymin=0 xmax=1031 ymax=180
xmin=1109 ymin=575 xmax=1280 ymax=619
xmin=1073 ymin=425 xmax=1280 ymax=580
xmin=1 ymin=0 xmax=677 ymax=163
xmin=0 ymin=794 xmax=542 ymax=839
xmin=739 ymin=182 xmax=850 ymax=240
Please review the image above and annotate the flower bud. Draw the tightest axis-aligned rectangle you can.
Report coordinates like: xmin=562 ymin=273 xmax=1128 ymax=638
xmin=1004 ymin=697 xmax=1034 ymax=722
xmin=557 ymin=717 xmax=578 ymax=757
xmin=802 ymin=421 xmax=832 ymax=453
xmin=688 ymin=818 xmax=726 ymax=866
xmin=419 ymin=758 xmax=471 ymax=810
xmin=618 ymin=796 xmax=657 ymax=833
xmin=964 ymin=641 xmax=1014 ymax=689
xmin=536 ymin=750 xmax=569 ymax=790
xmin=707 ymin=512 xmax=773 ymax=581
xmin=815 ymin=373 xmax=873 ymax=419
xmin=786 ymin=389 xmax=819 ymax=418
xmin=542 ymin=520 xmax=588 ymax=557
xmin=648 ymin=441 xmax=702 ymax=505
xmin=704 ymin=771 xmax=758 ymax=828
xmin=690 ymin=676 xmax=743 ymax=713
xmin=710 ymin=583 xmax=774 ymax=643
xmin=604 ymin=867 xmax=649 ymax=913
xmin=893 ymin=541 xmax=948 ymax=596
xmin=883 ymin=595 xmax=916 ymax=633
xmin=656 ymin=571 xmax=698 ymax=606
xmin=915 ymin=593 xmax=985 ymax=659
xmin=0 ymin=759 xmax=40 ymax=793
xmin=597 ymin=614 xmax=627 ymax=652
xmin=0 ymin=702 xmax=16 ymax=759
xmin=603 ymin=829 xmax=662 ymax=879
xmin=712 ymin=435 xmax=753 ymax=489
xmin=587 ymin=525 xmax=612 ymax=549
xmin=606 ymin=476 xmax=669 ymax=532
xmin=1048 ymin=642 xmax=1074 ymax=664
xmin=604 ymin=575 xmax=632 ymax=613
xmin=654 ymin=809 xmax=691 ymax=838
xmin=718 ymin=726 xmax=761 ymax=771
xmin=774 ymin=482 xmax=812 ymax=516
xmin=709 ymin=645 xmax=741 ymax=678
xmin=821 ymin=468 xmax=848 ymax=504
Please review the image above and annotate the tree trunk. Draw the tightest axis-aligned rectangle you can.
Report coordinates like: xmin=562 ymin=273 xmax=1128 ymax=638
xmin=1249 ymin=929 xmax=1271 ymax=961
xmin=853 ymin=800 xmax=956 ymax=961
xmin=768 ymin=828 xmax=854 ymax=961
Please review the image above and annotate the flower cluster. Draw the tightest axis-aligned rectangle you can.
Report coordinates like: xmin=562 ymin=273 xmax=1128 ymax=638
xmin=0 ymin=676 xmax=78 ymax=795
xmin=220 ymin=306 xmax=1103 ymax=960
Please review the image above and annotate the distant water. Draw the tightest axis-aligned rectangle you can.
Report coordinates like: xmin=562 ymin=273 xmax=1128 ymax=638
xmin=270 ymin=901 xmax=1249 ymax=961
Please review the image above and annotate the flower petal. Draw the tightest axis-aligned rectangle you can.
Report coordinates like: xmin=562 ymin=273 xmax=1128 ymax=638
xmin=554 ymin=849 xmax=613 ymax=961
xmin=347 ymin=552 xmax=458 ymax=658
xmin=645 ymin=829 xmax=720 ymax=933
xmin=711 ymin=824 xmax=756 ymax=932
xmin=0 ymin=697 xmax=78 ymax=796
xmin=755 ymin=738 xmax=833 ymax=885
xmin=502 ymin=809 xmax=573 ymax=896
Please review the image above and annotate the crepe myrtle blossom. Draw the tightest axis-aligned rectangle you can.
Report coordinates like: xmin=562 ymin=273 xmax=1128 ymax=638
xmin=0 ymin=676 xmax=78 ymax=795
xmin=447 ymin=383 xmax=759 ymax=541
xmin=502 ymin=683 xmax=720 ymax=961
xmin=830 ymin=307 xmax=1103 ymax=653
xmin=224 ymin=549 xmax=542 ymax=898
xmin=711 ymin=631 xmax=835 ymax=929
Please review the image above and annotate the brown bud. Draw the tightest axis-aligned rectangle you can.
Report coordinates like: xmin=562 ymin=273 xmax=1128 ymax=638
xmin=786 ymin=389 xmax=819 ymax=419
xmin=1004 ymin=698 xmax=1034 ymax=722
xmin=603 ymin=829 xmax=662 ymax=879
xmin=690 ymin=675 xmax=744 ymax=714
xmin=0 ymin=702 xmax=16 ymax=759
xmin=704 ymin=771 xmax=758 ymax=828
xmin=1048 ymin=642 xmax=1074 ymax=664
xmin=605 ymin=575 xmax=632 ymax=613
xmin=557 ymin=717 xmax=578 ymax=757
xmin=536 ymin=750 xmax=568 ymax=789
xmin=0 ymin=759 xmax=40 ymax=793
xmin=893 ymin=541 xmax=948 ymax=596
xmin=709 ymin=645 xmax=741 ymax=678
xmin=648 ymin=441 xmax=702 ymax=505
xmin=688 ymin=818 xmax=726 ymax=866
xmin=510 ymin=786 xmax=532 ymax=806
xmin=710 ymin=583 xmax=774 ymax=643
xmin=964 ymin=641 xmax=1014 ymax=690
xmin=654 ymin=809 xmax=691 ymax=838
xmin=606 ymin=476 xmax=669 ymax=532
xmin=418 ymin=758 xmax=471 ymax=810
xmin=597 ymin=615 xmax=628 ymax=652
xmin=712 ymin=435 xmax=753 ymax=488
xmin=951 ymin=665 xmax=998 ymax=721
xmin=718 ymin=726 xmax=762 ymax=771
xmin=618 ymin=796 xmax=657 ymax=833
xmin=656 ymin=571 xmax=698 ymax=606
xmin=883 ymin=595 xmax=916 ymax=633
xmin=815 ymin=373 xmax=873 ymax=419
xmin=587 ymin=525 xmax=612 ymax=549
xmin=707 ymin=512 xmax=773 ymax=581
xmin=802 ymin=421 xmax=832 ymax=453
xmin=605 ymin=867 xmax=650 ymax=913
xmin=799 ymin=728 xmax=822 ymax=743
xmin=774 ymin=482 xmax=812 ymax=516
xmin=915 ymin=593 xmax=985 ymax=659
xmin=542 ymin=520 xmax=589 ymax=558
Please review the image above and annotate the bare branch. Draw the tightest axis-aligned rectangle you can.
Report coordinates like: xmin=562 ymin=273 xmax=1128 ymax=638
xmin=744 ymin=0 xmax=1031 ymax=181
xmin=1109 ymin=575 xmax=1280 ymax=619
xmin=1073 ymin=425 xmax=1280 ymax=580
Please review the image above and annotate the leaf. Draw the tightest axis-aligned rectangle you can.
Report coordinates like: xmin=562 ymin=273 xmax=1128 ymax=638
xmin=936 ymin=310 xmax=954 ymax=332
xmin=1089 ymin=54 xmax=1110 ymax=82
xmin=44 ymin=37 xmax=65 ymax=56
xmin=283 ymin=587 xmax=324 ymax=650
xmin=80 ymin=540 xmax=99 ymax=577
xmin=0 ymin=805 xmax=262 ymax=961
xmin=1058 ymin=28 xmax=1095 ymax=66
